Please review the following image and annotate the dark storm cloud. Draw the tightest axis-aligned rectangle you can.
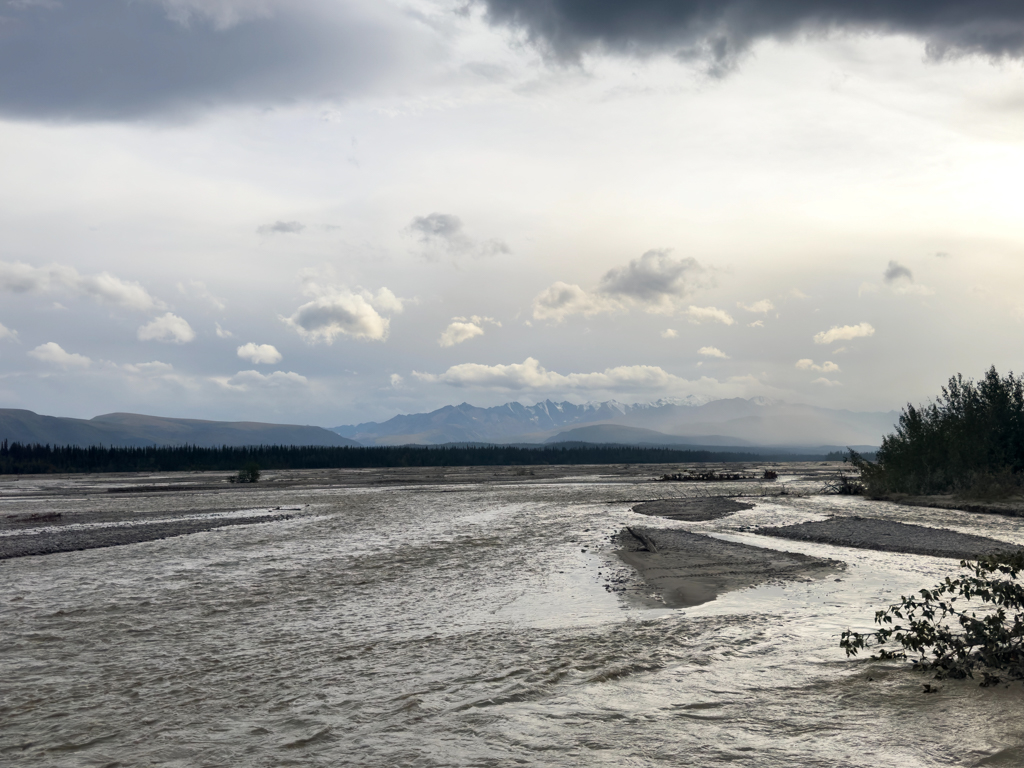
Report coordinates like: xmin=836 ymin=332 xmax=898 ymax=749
xmin=0 ymin=0 xmax=426 ymax=120
xmin=884 ymin=260 xmax=913 ymax=283
xmin=479 ymin=1 xmax=1024 ymax=70
xmin=598 ymin=249 xmax=701 ymax=302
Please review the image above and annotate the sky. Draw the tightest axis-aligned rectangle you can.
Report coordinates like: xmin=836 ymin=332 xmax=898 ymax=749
xmin=1 ymin=0 xmax=1024 ymax=427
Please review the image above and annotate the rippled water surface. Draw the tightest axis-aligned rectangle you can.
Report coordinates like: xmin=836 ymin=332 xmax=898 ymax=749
xmin=3 ymin=476 xmax=1024 ymax=766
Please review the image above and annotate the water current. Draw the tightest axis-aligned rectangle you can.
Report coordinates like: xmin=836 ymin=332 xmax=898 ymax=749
xmin=3 ymin=474 xmax=1024 ymax=766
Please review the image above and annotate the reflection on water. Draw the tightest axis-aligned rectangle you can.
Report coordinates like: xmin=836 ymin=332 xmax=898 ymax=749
xmin=3 ymin=478 xmax=1024 ymax=766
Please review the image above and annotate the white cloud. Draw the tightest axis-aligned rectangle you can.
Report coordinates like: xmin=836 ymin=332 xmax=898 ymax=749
xmin=789 ymin=288 xmax=808 ymax=299
xmin=237 ymin=342 xmax=283 ymax=364
xmin=0 ymin=260 xmax=163 ymax=311
xmin=390 ymin=373 xmax=404 ymax=387
xmin=532 ymin=282 xmax=611 ymax=322
xmin=439 ymin=315 xmax=500 ymax=347
xmin=28 ymin=342 xmax=92 ymax=368
xmin=661 ymin=328 xmax=678 ymax=338
xmin=138 ymin=313 xmax=196 ymax=344
xmin=699 ymin=346 xmax=729 ymax=358
xmin=415 ymin=357 xmax=676 ymax=391
xmin=739 ymin=299 xmax=774 ymax=313
xmin=748 ymin=319 xmax=764 ymax=328
xmin=811 ymin=377 xmax=842 ymax=387
xmin=813 ymin=322 xmax=875 ymax=345
xmin=0 ymin=321 xmax=17 ymax=341
xmin=121 ymin=361 xmax=174 ymax=375
xmin=796 ymin=359 xmax=840 ymax=373
xmin=684 ymin=306 xmax=735 ymax=325
xmin=215 ymin=322 xmax=233 ymax=339
xmin=214 ymin=370 xmax=309 ymax=391
xmin=282 ymin=284 xmax=403 ymax=344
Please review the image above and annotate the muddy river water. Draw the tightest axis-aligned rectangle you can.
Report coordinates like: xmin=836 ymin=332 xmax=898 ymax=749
xmin=2 ymin=468 xmax=1024 ymax=766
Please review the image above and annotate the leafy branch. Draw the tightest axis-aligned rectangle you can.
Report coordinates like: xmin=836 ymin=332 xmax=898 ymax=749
xmin=840 ymin=551 xmax=1024 ymax=686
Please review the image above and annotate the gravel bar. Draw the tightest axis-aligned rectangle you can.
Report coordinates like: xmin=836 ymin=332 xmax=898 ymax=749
xmin=0 ymin=514 xmax=292 ymax=560
xmin=632 ymin=497 xmax=754 ymax=521
xmin=758 ymin=516 xmax=1022 ymax=560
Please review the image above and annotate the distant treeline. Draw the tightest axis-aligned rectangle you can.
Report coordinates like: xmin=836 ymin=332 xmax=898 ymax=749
xmin=0 ymin=441 xmax=828 ymax=475
xmin=855 ymin=366 xmax=1024 ymax=496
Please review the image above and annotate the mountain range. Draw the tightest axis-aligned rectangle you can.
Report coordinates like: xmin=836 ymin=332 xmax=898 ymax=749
xmin=333 ymin=397 xmax=898 ymax=449
xmin=0 ymin=410 xmax=358 ymax=448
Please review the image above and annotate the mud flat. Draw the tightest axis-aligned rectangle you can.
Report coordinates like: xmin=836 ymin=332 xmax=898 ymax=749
xmin=615 ymin=526 xmax=840 ymax=608
xmin=0 ymin=514 xmax=291 ymax=560
xmin=758 ymin=516 xmax=1023 ymax=560
xmin=631 ymin=497 xmax=753 ymax=522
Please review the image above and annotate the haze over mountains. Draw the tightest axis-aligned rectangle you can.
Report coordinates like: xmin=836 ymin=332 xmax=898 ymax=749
xmin=333 ymin=397 xmax=898 ymax=449
xmin=0 ymin=396 xmax=898 ymax=450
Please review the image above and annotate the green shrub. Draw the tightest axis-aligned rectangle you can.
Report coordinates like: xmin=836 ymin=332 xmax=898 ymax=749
xmin=235 ymin=462 xmax=261 ymax=484
xmin=840 ymin=551 xmax=1024 ymax=686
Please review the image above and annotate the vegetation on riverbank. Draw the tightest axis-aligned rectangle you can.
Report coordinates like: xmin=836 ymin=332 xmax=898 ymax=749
xmin=851 ymin=367 xmax=1024 ymax=497
xmin=841 ymin=551 xmax=1024 ymax=686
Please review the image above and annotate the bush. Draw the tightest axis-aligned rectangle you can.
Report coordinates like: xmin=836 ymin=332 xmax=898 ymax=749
xmin=854 ymin=367 xmax=1024 ymax=496
xmin=840 ymin=551 xmax=1024 ymax=686
xmin=234 ymin=462 xmax=261 ymax=484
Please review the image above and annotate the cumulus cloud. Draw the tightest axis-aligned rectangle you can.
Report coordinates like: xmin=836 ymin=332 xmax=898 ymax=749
xmin=138 ymin=313 xmax=196 ymax=344
xmin=438 ymin=316 xmax=501 ymax=347
xmin=532 ymin=282 xmax=610 ymax=322
xmin=414 ymin=357 xmax=678 ymax=391
xmin=214 ymin=369 xmax=309 ymax=391
xmin=480 ymin=0 xmax=1024 ymax=72
xmin=661 ymin=328 xmax=678 ymax=339
xmin=0 ymin=260 xmax=163 ymax=311
xmin=684 ymin=306 xmax=735 ymax=325
xmin=237 ymin=342 xmax=283 ymax=364
xmin=796 ymin=359 xmax=840 ymax=373
xmin=748 ymin=319 xmax=764 ymax=328
xmin=699 ymin=346 xmax=729 ymax=359
xmin=598 ymin=250 xmax=701 ymax=310
xmin=0 ymin=0 xmax=436 ymax=120
xmin=390 ymin=373 xmax=404 ymax=387
xmin=282 ymin=284 xmax=402 ymax=343
xmin=215 ymin=323 xmax=234 ymax=339
xmin=258 ymin=220 xmax=305 ymax=235
xmin=739 ymin=299 xmax=774 ymax=314
xmin=0 ymin=322 xmax=18 ymax=341
xmin=814 ymin=322 xmax=875 ymax=345
xmin=406 ymin=213 xmax=510 ymax=259
xmin=28 ymin=342 xmax=92 ymax=368
xmin=811 ymin=377 xmax=842 ymax=387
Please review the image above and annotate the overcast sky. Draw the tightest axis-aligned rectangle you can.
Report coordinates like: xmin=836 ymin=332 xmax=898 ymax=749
xmin=2 ymin=0 xmax=1024 ymax=425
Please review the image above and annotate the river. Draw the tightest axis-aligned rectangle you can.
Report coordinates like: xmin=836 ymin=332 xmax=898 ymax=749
xmin=3 ymin=471 xmax=1024 ymax=766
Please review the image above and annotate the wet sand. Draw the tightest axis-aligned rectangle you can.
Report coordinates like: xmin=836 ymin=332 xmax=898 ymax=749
xmin=615 ymin=525 xmax=841 ymax=608
xmin=0 ymin=513 xmax=292 ymax=560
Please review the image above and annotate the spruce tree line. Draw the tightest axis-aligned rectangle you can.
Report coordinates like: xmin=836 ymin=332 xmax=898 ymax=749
xmin=0 ymin=441 xmax=797 ymax=475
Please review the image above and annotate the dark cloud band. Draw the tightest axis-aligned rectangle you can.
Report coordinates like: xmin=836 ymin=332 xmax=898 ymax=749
xmin=479 ymin=1 xmax=1024 ymax=68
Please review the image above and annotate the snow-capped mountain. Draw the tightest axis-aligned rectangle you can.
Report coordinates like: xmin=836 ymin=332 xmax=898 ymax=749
xmin=332 ymin=397 xmax=897 ymax=448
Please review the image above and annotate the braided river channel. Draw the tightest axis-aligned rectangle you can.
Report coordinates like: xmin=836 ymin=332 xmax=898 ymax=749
xmin=3 ymin=466 xmax=1024 ymax=767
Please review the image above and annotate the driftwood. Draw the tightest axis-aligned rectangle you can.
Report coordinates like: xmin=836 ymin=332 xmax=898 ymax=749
xmin=626 ymin=527 xmax=659 ymax=553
